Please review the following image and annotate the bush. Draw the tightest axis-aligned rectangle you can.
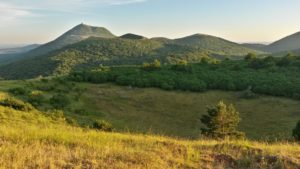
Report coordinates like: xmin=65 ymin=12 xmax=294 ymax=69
xmin=292 ymin=120 xmax=300 ymax=141
xmin=8 ymin=87 xmax=28 ymax=95
xmin=244 ymin=53 xmax=257 ymax=61
xmin=0 ymin=97 xmax=33 ymax=111
xmin=93 ymin=120 xmax=113 ymax=132
xmin=50 ymin=94 xmax=70 ymax=109
xmin=240 ymin=86 xmax=258 ymax=99
xmin=142 ymin=59 xmax=161 ymax=70
xmin=27 ymin=90 xmax=45 ymax=106
xmin=49 ymin=110 xmax=65 ymax=120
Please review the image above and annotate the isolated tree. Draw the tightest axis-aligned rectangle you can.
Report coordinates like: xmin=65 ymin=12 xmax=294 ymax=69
xmin=292 ymin=120 xmax=300 ymax=141
xmin=200 ymin=101 xmax=245 ymax=139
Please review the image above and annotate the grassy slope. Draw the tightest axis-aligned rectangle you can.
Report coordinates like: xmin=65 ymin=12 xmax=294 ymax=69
xmin=0 ymin=95 xmax=299 ymax=169
xmin=79 ymin=84 xmax=300 ymax=140
xmin=1 ymin=80 xmax=299 ymax=140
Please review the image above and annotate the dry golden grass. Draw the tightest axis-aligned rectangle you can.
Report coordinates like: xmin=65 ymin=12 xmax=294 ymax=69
xmin=0 ymin=99 xmax=299 ymax=169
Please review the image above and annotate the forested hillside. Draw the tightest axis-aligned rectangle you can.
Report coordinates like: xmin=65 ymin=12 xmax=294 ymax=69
xmin=0 ymin=35 xmax=262 ymax=79
xmin=70 ymin=55 xmax=300 ymax=100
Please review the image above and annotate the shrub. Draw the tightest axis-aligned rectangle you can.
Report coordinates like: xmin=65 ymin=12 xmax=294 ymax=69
xmin=0 ymin=97 xmax=33 ymax=111
xmin=292 ymin=120 xmax=300 ymax=141
xmin=93 ymin=120 xmax=113 ymax=132
xmin=142 ymin=59 xmax=161 ymax=70
xmin=200 ymin=101 xmax=245 ymax=139
xmin=244 ymin=53 xmax=257 ymax=61
xmin=8 ymin=87 xmax=28 ymax=95
xmin=50 ymin=94 xmax=70 ymax=109
xmin=240 ymin=86 xmax=258 ymax=99
xmin=27 ymin=90 xmax=45 ymax=106
xmin=49 ymin=110 xmax=65 ymax=120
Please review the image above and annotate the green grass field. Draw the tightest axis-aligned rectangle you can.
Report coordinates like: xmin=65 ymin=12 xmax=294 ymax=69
xmin=0 ymin=79 xmax=299 ymax=140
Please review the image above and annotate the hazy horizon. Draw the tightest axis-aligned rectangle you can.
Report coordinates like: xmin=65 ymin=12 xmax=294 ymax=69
xmin=1 ymin=0 xmax=300 ymax=45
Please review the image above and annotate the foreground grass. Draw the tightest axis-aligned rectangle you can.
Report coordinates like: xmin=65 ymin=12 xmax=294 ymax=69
xmin=0 ymin=102 xmax=299 ymax=169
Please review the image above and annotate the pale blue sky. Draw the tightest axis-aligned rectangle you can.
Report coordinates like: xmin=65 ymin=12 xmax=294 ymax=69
xmin=1 ymin=0 xmax=300 ymax=44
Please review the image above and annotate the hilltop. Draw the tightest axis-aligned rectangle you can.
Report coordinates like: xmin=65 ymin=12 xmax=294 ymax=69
xmin=27 ymin=23 xmax=116 ymax=57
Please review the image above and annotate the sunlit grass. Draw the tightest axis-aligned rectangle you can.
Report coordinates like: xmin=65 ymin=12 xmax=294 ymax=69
xmin=0 ymin=100 xmax=299 ymax=168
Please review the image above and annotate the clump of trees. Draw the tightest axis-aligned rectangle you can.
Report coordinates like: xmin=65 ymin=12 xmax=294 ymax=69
xmin=142 ymin=59 xmax=161 ymax=70
xmin=293 ymin=120 xmax=300 ymax=141
xmin=200 ymin=101 xmax=245 ymax=139
xmin=50 ymin=94 xmax=70 ymax=109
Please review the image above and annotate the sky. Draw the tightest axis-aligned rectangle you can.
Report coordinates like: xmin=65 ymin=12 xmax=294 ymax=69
xmin=0 ymin=0 xmax=300 ymax=45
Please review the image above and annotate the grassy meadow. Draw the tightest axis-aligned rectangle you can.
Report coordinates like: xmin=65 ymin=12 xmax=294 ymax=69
xmin=0 ymin=79 xmax=299 ymax=140
xmin=0 ymin=96 xmax=299 ymax=168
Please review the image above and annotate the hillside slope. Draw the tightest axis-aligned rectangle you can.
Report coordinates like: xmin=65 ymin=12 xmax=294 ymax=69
xmin=0 ymin=92 xmax=299 ymax=168
xmin=264 ymin=31 xmax=300 ymax=53
xmin=0 ymin=33 xmax=262 ymax=79
xmin=174 ymin=34 xmax=262 ymax=56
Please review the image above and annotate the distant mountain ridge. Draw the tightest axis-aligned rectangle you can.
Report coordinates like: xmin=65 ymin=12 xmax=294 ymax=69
xmin=0 ymin=30 xmax=262 ymax=79
xmin=3 ymin=23 xmax=300 ymax=80
xmin=0 ymin=44 xmax=39 ymax=54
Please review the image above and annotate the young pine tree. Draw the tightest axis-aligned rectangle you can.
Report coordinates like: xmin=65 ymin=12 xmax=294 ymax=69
xmin=292 ymin=120 xmax=300 ymax=141
xmin=200 ymin=101 xmax=245 ymax=139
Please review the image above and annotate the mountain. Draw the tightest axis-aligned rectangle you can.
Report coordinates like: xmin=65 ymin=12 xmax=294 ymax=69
xmin=0 ymin=44 xmax=39 ymax=54
xmin=241 ymin=43 xmax=267 ymax=51
xmin=0 ymin=44 xmax=40 ymax=65
xmin=27 ymin=23 xmax=116 ymax=57
xmin=173 ymin=34 xmax=262 ymax=56
xmin=120 ymin=33 xmax=146 ymax=40
xmin=264 ymin=31 xmax=300 ymax=53
xmin=0 ymin=24 xmax=264 ymax=80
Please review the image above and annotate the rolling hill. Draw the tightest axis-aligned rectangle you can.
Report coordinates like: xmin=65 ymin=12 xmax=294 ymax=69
xmin=264 ymin=31 xmax=300 ymax=53
xmin=175 ymin=34 xmax=255 ymax=52
xmin=0 ymin=24 xmax=264 ymax=79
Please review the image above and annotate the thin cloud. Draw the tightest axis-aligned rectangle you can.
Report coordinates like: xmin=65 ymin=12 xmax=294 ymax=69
xmin=0 ymin=3 xmax=30 ymax=21
xmin=0 ymin=0 xmax=148 ymax=16
xmin=108 ymin=0 xmax=148 ymax=5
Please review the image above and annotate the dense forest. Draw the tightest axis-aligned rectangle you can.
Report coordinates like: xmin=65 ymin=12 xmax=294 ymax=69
xmin=70 ymin=54 xmax=300 ymax=99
